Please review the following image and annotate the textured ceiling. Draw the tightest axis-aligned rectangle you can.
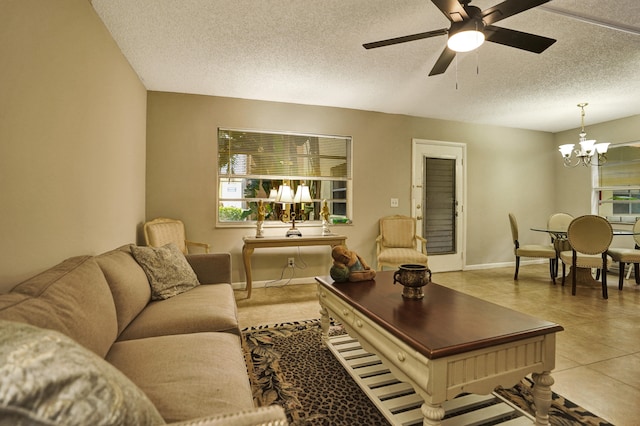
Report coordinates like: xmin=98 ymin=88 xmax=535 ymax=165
xmin=91 ymin=0 xmax=640 ymax=132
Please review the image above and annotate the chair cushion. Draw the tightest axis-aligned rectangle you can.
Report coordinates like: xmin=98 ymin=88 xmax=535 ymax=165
xmin=516 ymin=244 xmax=556 ymax=258
xmin=560 ymin=251 xmax=612 ymax=269
xmin=608 ymin=248 xmax=640 ymax=263
xmin=0 ymin=256 xmax=118 ymax=357
xmin=378 ymin=247 xmax=428 ymax=266
xmin=0 ymin=320 xmax=165 ymax=426
xmin=131 ymin=243 xmax=200 ymax=300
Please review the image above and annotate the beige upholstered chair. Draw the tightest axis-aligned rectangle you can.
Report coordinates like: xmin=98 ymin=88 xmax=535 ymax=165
xmin=560 ymin=215 xmax=613 ymax=299
xmin=547 ymin=213 xmax=574 ymax=277
xmin=508 ymin=213 xmax=557 ymax=282
xmin=376 ymin=215 xmax=428 ymax=270
xmin=608 ymin=219 xmax=640 ymax=290
xmin=143 ymin=217 xmax=210 ymax=254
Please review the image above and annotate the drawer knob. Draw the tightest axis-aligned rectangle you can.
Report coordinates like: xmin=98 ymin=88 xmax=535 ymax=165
xmin=355 ymin=319 xmax=363 ymax=327
xmin=397 ymin=352 xmax=406 ymax=362
xmin=342 ymin=309 xmax=349 ymax=316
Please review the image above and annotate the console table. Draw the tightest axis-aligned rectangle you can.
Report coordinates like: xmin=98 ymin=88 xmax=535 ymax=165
xmin=241 ymin=234 xmax=346 ymax=298
xmin=316 ymin=272 xmax=563 ymax=426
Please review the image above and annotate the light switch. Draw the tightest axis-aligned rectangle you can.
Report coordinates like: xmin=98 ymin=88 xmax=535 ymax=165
xmin=390 ymin=198 xmax=399 ymax=208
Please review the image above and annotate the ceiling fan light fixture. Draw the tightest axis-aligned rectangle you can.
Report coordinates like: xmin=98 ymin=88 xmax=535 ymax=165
xmin=447 ymin=29 xmax=485 ymax=52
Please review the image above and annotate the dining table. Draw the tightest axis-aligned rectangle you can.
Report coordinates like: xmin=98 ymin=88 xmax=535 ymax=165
xmin=531 ymin=227 xmax=640 ymax=287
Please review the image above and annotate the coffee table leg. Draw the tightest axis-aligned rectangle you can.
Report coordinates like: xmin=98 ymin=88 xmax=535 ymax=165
xmin=532 ymin=371 xmax=554 ymax=426
xmin=421 ymin=402 xmax=445 ymax=426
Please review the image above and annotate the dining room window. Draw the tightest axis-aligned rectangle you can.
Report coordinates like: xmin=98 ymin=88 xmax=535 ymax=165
xmin=217 ymin=128 xmax=352 ymax=227
xmin=594 ymin=141 xmax=640 ymax=224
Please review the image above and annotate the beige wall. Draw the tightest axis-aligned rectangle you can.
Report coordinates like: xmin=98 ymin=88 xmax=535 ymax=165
xmin=146 ymin=92 xmax=559 ymax=284
xmin=0 ymin=0 xmax=147 ymax=291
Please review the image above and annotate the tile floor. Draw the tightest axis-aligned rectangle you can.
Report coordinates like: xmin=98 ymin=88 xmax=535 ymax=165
xmin=235 ymin=264 xmax=640 ymax=425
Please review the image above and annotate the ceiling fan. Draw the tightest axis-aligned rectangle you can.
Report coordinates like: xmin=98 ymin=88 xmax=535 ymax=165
xmin=363 ymin=0 xmax=556 ymax=76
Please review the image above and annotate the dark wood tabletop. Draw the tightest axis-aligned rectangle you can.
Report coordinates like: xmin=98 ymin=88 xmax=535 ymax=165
xmin=316 ymin=271 xmax=563 ymax=360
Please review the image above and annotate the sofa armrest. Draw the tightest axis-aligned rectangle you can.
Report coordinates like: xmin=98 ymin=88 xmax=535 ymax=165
xmin=167 ymin=405 xmax=288 ymax=426
xmin=185 ymin=252 xmax=231 ymax=285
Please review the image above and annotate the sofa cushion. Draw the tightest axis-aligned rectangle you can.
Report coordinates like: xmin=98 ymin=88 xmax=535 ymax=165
xmin=95 ymin=245 xmax=152 ymax=335
xmin=0 ymin=320 xmax=165 ymax=426
xmin=117 ymin=283 xmax=240 ymax=341
xmin=106 ymin=332 xmax=254 ymax=423
xmin=131 ymin=244 xmax=200 ymax=300
xmin=0 ymin=256 xmax=118 ymax=357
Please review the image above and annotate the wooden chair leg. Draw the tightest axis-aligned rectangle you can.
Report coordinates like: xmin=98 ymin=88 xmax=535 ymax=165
xmin=635 ymin=263 xmax=640 ymax=285
xmin=601 ymin=253 xmax=608 ymax=299
xmin=619 ymin=262 xmax=625 ymax=290
xmin=549 ymin=259 xmax=555 ymax=284
xmin=561 ymin=262 xmax=566 ymax=286
xmin=514 ymin=256 xmax=520 ymax=280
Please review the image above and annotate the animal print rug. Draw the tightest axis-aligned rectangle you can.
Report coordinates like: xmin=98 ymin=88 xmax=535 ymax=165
xmin=242 ymin=319 xmax=613 ymax=426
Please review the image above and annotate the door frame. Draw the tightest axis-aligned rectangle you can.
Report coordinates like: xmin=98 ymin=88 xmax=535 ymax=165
xmin=412 ymin=139 xmax=467 ymax=272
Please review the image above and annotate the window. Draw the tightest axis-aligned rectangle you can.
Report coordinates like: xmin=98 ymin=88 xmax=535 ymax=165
xmin=217 ymin=129 xmax=352 ymax=227
xmin=594 ymin=141 xmax=640 ymax=224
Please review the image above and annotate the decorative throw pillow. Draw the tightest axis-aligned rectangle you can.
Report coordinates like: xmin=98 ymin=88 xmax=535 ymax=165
xmin=130 ymin=243 xmax=200 ymax=300
xmin=0 ymin=320 xmax=165 ymax=426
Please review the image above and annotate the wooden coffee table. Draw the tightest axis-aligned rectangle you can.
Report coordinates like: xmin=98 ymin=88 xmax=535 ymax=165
xmin=316 ymin=272 xmax=563 ymax=426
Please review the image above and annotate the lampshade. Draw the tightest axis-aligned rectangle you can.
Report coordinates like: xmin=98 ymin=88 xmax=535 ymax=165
xmin=558 ymin=144 xmax=574 ymax=158
xmin=293 ymin=184 xmax=312 ymax=204
xmin=275 ymin=184 xmax=294 ymax=203
xmin=579 ymin=139 xmax=596 ymax=155
xmin=268 ymin=189 xmax=278 ymax=200
xmin=595 ymin=142 xmax=610 ymax=154
xmin=447 ymin=29 xmax=485 ymax=52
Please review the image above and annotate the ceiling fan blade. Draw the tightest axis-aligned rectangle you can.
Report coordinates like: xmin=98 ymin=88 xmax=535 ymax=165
xmin=484 ymin=25 xmax=556 ymax=53
xmin=363 ymin=28 xmax=448 ymax=49
xmin=428 ymin=47 xmax=456 ymax=76
xmin=482 ymin=0 xmax=551 ymax=26
xmin=430 ymin=0 xmax=469 ymax=22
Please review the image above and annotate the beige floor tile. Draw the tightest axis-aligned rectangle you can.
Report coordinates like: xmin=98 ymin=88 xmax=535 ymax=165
xmin=589 ymin=354 xmax=640 ymax=390
xmin=552 ymin=366 xmax=640 ymax=425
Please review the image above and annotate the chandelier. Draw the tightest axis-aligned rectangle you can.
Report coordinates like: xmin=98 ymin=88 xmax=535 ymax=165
xmin=558 ymin=103 xmax=610 ymax=167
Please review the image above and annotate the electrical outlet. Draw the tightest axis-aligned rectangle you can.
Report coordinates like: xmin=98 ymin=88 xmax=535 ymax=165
xmin=287 ymin=257 xmax=295 ymax=268
xmin=390 ymin=198 xmax=399 ymax=208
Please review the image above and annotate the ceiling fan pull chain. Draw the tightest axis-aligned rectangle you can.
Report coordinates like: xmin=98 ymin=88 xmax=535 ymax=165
xmin=455 ymin=55 xmax=459 ymax=90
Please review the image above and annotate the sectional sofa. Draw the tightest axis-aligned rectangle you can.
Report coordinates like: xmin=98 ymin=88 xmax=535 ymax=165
xmin=0 ymin=243 xmax=287 ymax=425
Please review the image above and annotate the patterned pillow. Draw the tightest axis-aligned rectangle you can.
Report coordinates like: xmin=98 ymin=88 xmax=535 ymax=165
xmin=131 ymin=243 xmax=200 ymax=300
xmin=0 ymin=320 xmax=165 ymax=426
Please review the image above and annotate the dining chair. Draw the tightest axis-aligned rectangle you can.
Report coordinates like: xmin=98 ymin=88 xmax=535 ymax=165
xmin=508 ymin=213 xmax=557 ymax=282
xmin=547 ymin=213 xmax=574 ymax=277
xmin=376 ymin=215 xmax=428 ymax=270
xmin=607 ymin=219 xmax=640 ymax=290
xmin=559 ymin=215 xmax=613 ymax=299
xmin=143 ymin=217 xmax=210 ymax=254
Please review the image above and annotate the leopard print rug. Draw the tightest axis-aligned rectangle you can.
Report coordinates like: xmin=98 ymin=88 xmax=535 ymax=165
xmin=242 ymin=319 xmax=613 ymax=426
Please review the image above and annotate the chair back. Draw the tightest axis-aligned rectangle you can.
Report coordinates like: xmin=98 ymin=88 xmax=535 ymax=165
xmin=548 ymin=213 xmax=573 ymax=232
xmin=508 ymin=213 xmax=519 ymax=243
xmin=144 ymin=218 xmax=187 ymax=253
xmin=379 ymin=215 xmax=417 ymax=248
xmin=567 ymin=215 xmax=613 ymax=255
